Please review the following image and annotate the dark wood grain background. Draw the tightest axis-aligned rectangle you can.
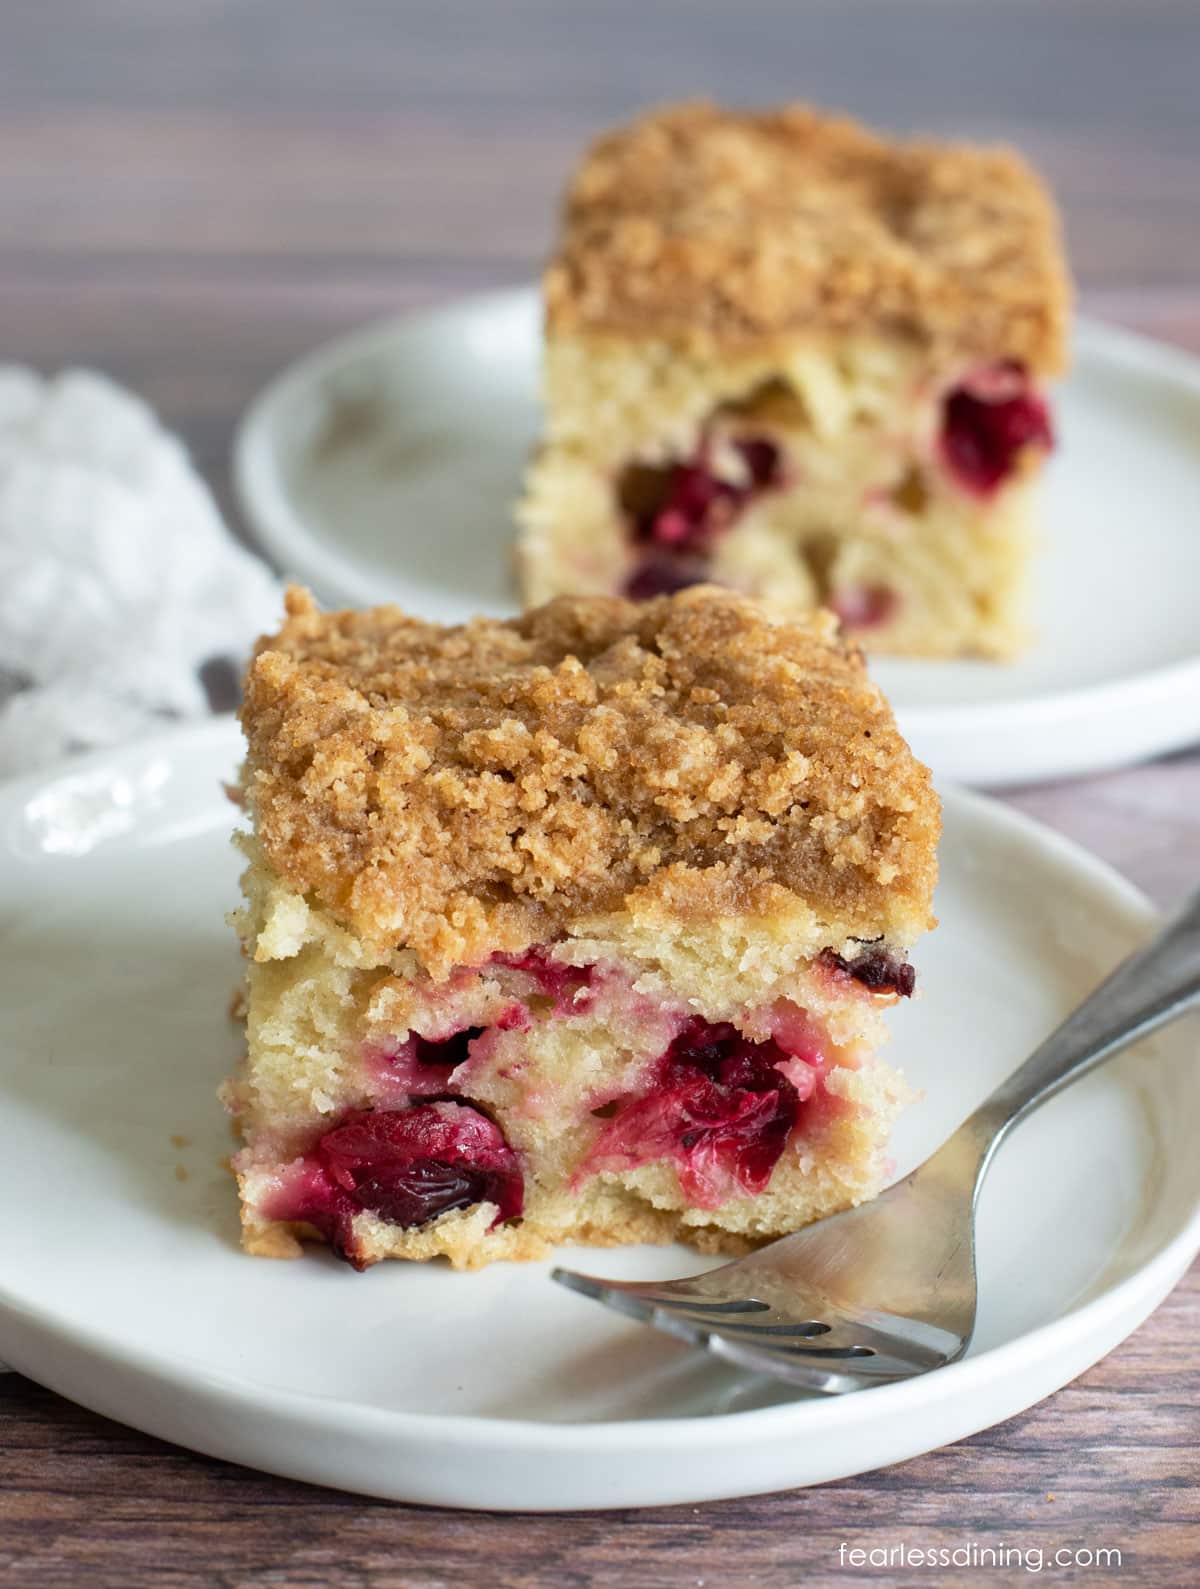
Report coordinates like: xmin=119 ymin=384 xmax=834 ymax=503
xmin=2 ymin=2 xmax=1198 ymax=1583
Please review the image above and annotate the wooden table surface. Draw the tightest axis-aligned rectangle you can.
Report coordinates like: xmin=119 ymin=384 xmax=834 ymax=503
xmin=2 ymin=2 xmax=1198 ymax=1583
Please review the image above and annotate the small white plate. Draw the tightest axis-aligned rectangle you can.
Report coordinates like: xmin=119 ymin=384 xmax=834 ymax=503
xmin=235 ymin=289 xmax=1200 ymax=789
xmin=1 ymin=721 xmax=1198 ymax=1509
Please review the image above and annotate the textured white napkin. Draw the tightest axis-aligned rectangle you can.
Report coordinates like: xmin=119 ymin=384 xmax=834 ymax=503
xmin=0 ymin=365 xmax=283 ymax=777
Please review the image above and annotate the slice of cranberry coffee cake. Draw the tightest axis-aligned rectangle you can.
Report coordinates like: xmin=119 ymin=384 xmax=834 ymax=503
xmin=517 ymin=101 xmax=1070 ymax=658
xmin=224 ymin=585 xmax=939 ymax=1270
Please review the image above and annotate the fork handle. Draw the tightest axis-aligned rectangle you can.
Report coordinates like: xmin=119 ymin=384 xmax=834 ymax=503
xmin=963 ymin=884 xmax=1200 ymax=1176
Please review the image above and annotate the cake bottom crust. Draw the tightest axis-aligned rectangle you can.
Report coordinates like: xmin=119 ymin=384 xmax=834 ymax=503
xmin=239 ymin=1198 xmax=754 ymax=1268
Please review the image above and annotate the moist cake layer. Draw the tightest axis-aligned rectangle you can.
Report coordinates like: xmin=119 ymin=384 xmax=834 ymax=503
xmin=227 ymin=848 xmax=916 ymax=1270
xmin=519 ymin=337 xmax=1054 ymax=656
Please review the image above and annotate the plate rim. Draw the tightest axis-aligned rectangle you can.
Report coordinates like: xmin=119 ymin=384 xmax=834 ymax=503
xmin=232 ymin=289 xmax=1200 ymax=751
xmin=234 ymin=286 xmax=540 ymax=615
xmin=1 ymin=717 xmax=1198 ymax=1464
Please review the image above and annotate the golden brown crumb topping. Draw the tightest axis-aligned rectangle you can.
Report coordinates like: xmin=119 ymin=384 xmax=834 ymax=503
xmin=241 ymin=587 xmax=939 ymax=976
xmin=545 ymin=101 xmax=1069 ymax=372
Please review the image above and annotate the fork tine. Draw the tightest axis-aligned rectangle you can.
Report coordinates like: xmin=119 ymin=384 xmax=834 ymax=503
xmin=552 ymin=1274 xmax=876 ymax=1392
xmin=640 ymin=1296 xmax=775 ymax=1316
xmin=552 ymin=1270 xmax=666 ymax=1326
xmin=701 ymin=1313 xmax=952 ymax=1367
xmin=554 ymin=1267 xmax=958 ymax=1356
xmin=552 ymin=1270 xmax=780 ymax=1315
xmin=705 ymin=1332 xmax=920 ymax=1388
xmin=551 ymin=1267 xmax=951 ymax=1382
xmin=565 ymin=1280 xmax=918 ymax=1391
xmin=636 ymin=1306 xmax=928 ymax=1381
xmin=678 ymin=1315 xmax=832 ymax=1338
xmin=592 ymin=1292 xmax=834 ymax=1337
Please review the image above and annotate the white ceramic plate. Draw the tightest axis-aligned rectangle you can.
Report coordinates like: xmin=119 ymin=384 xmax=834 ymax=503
xmin=234 ymin=289 xmax=1200 ymax=789
xmin=1 ymin=720 xmax=1198 ymax=1509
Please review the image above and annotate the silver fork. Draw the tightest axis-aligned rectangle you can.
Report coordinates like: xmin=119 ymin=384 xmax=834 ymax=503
xmin=553 ymin=887 xmax=1200 ymax=1394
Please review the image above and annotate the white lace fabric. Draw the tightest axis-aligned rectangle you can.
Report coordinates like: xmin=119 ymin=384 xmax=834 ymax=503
xmin=0 ymin=366 xmax=283 ymax=777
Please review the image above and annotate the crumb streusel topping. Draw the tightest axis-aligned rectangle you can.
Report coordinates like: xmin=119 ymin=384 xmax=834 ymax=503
xmin=545 ymin=101 xmax=1069 ymax=371
xmin=241 ymin=586 xmax=939 ymax=976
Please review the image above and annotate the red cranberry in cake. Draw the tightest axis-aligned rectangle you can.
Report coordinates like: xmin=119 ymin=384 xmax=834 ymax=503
xmin=580 ymin=1020 xmax=809 ymax=1207
xmin=266 ymin=1102 xmax=524 ymax=1270
xmin=620 ymin=436 xmax=784 ymax=600
xmin=940 ymin=363 xmax=1054 ymax=496
xmin=624 ymin=558 xmax=709 ymax=600
xmin=491 ymin=948 xmax=596 ymax=1015
xmin=821 ymin=945 xmax=916 ymax=999
xmin=829 ymin=584 xmax=899 ymax=632
xmin=625 ymin=437 xmax=784 ymax=555
xmin=225 ymin=585 xmax=938 ymax=1269
xmin=519 ymin=100 xmax=1071 ymax=659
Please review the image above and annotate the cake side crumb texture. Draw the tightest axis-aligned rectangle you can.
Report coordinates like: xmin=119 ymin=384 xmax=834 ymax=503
xmin=545 ymin=100 xmax=1069 ymax=370
xmin=241 ymin=586 xmax=938 ymax=975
